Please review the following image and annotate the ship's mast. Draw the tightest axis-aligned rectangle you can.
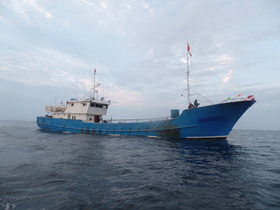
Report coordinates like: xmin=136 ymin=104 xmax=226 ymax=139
xmin=92 ymin=68 xmax=100 ymax=100
xmin=90 ymin=69 xmax=97 ymax=100
xmin=186 ymin=42 xmax=192 ymax=107
xmin=186 ymin=55 xmax=190 ymax=107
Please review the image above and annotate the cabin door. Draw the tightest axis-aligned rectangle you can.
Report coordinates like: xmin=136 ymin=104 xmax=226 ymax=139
xmin=94 ymin=115 xmax=99 ymax=123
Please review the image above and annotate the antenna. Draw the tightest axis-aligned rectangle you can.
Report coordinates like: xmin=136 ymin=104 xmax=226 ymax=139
xmin=93 ymin=69 xmax=96 ymax=99
xmin=83 ymin=72 xmax=86 ymax=99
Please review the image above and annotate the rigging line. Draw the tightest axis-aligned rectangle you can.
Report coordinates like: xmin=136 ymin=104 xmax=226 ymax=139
xmin=190 ymin=89 xmax=214 ymax=104
xmin=109 ymin=87 xmax=185 ymax=103
xmin=154 ymin=88 xmax=186 ymax=96
xmin=111 ymin=91 xmax=184 ymax=104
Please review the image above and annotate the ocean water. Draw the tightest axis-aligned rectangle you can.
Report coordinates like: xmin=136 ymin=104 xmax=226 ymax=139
xmin=0 ymin=120 xmax=280 ymax=210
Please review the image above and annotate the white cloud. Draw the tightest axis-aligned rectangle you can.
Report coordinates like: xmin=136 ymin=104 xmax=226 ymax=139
xmin=100 ymin=1 xmax=108 ymax=8
xmin=222 ymin=69 xmax=233 ymax=84
xmin=216 ymin=54 xmax=233 ymax=65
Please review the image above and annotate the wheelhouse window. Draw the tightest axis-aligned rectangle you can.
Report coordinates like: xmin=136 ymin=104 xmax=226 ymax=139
xmin=90 ymin=102 xmax=108 ymax=109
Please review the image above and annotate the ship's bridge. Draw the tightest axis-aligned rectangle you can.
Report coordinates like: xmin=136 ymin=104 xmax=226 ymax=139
xmin=47 ymin=98 xmax=111 ymax=122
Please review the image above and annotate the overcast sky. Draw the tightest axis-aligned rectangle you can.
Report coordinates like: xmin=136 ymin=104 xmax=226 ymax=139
xmin=1 ymin=0 xmax=279 ymax=130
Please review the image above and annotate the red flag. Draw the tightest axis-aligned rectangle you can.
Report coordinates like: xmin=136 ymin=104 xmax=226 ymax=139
xmin=94 ymin=69 xmax=96 ymax=74
xmin=187 ymin=42 xmax=192 ymax=56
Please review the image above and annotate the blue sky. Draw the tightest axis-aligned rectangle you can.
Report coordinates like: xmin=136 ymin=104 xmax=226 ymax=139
xmin=0 ymin=0 xmax=279 ymax=130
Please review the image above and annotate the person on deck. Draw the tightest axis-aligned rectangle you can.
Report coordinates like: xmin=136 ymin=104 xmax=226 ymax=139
xmin=188 ymin=103 xmax=194 ymax=109
xmin=194 ymin=100 xmax=200 ymax=108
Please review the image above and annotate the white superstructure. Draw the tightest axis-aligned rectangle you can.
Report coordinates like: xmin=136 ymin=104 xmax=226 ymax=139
xmin=45 ymin=69 xmax=111 ymax=122
xmin=46 ymin=98 xmax=110 ymax=122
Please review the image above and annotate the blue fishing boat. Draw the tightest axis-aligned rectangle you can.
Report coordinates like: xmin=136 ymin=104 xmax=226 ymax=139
xmin=36 ymin=49 xmax=256 ymax=139
xmin=37 ymin=98 xmax=255 ymax=139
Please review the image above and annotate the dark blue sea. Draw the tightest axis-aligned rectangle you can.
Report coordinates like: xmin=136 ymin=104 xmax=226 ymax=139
xmin=1 ymin=120 xmax=280 ymax=210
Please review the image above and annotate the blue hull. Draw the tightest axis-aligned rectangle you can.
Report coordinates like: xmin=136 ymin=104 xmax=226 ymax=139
xmin=37 ymin=100 xmax=255 ymax=139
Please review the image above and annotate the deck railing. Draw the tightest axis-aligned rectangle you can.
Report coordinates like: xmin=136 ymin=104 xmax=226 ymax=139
xmin=221 ymin=95 xmax=255 ymax=103
xmin=103 ymin=116 xmax=171 ymax=123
